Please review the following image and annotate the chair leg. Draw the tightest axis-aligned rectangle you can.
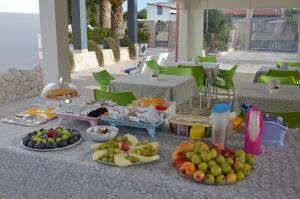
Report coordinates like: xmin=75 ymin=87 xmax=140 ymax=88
xmin=199 ymin=93 xmax=202 ymax=110
xmin=227 ymin=90 xmax=230 ymax=101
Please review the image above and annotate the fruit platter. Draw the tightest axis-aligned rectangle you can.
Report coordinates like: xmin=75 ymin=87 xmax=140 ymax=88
xmin=21 ymin=127 xmax=82 ymax=151
xmin=91 ymin=134 xmax=159 ymax=167
xmin=1 ymin=107 xmax=57 ymax=126
xmin=172 ymin=141 xmax=256 ymax=185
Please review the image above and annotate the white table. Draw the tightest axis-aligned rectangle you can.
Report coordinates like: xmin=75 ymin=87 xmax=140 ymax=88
xmin=235 ymin=83 xmax=300 ymax=112
xmin=108 ymin=74 xmax=197 ymax=105
xmin=253 ymin=65 xmax=300 ymax=82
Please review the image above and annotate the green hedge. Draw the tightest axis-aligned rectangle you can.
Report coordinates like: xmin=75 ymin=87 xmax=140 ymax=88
xmin=87 ymin=28 xmax=112 ymax=44
xmin=103 ymin=37 xmax=120 ymax=62
xmin=88 ymin=40 xmax=104 ymax=67
xmin=125 ymin=37 xmax=137 ymax=60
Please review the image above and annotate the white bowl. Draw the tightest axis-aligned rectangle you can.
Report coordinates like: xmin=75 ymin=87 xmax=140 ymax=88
xmin=86 ymin=126 xmax=118 ymax=142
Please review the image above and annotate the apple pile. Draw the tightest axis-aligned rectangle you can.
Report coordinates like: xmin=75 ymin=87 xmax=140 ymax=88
xmin=172 ymin=141 xmax=256 ymax=185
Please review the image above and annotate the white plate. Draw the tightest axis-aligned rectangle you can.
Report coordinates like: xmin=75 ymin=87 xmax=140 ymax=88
xmin=21 ymin=137 xmax=82 ymax=152
xmin=86 ymin=126 xmax=118 ymax=142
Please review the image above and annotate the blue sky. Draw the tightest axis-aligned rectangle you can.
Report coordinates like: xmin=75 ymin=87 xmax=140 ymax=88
xmin=123 ymin=0 xmax=167 ymax=11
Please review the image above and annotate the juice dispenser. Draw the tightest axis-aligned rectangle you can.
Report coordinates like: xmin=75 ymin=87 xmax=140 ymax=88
xmin=211 ymin=103 xmax=230 ymax=149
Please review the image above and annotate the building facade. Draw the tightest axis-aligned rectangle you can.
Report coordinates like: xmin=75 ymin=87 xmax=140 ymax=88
xmin=147 ymin=2 xmax=176 ymax=21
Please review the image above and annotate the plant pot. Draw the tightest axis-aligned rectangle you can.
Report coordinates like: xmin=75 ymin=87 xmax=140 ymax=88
xmin=139 ymin=43 xmax=148 ymax=56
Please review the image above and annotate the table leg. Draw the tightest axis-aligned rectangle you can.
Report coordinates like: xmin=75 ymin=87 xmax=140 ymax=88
xmin=207 ymin=84 xmax=211 ymax=108
xmin=146 ymin=127 xmax=156 ymax=138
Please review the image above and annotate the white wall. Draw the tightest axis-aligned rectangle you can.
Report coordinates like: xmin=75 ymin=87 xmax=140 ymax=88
xmin=147 ymin=4 xmax=175 ymax=21
xmin=0 ymin=0 xmax=40 ymax=72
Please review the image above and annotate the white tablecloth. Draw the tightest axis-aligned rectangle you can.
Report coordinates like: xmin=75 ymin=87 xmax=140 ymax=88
xmin=108 ymin=74 xmax=197 ymax=105
xmin=235 ymin=83 xmax=300 ymax=112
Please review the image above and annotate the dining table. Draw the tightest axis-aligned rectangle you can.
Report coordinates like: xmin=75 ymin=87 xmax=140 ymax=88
xmin=253 ymin=65 xmax=300 ymax=83
xmin=234 ymin=82 xmax=300 ymax=113
xmin=108 ymin=74 xmax=198 ymax=106
xmin=0 ymin=95 xmax=300 ymax=199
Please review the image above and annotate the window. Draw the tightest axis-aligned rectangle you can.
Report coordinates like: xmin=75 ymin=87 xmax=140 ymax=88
xmin=157 ymin=6 xmax=163 ymax=15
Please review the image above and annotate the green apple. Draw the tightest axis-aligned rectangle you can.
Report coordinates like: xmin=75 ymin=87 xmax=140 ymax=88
xmin=242 ymin=163 xmax=252 ymax=176
xmin=216 ymin=155 xmax=225 ymax=165
xmin=209 ymin=149 xmax=218 ymax=159
xmin=216 ymin=175 xmax=225 ymax=185
xmin=193 ymin=145 xmax=202 ymax=154
xmin=198 ymin=162 xmax=208 ymax=173
xmin=236 ymin=170 xmax=245 ymax=181
xmin=233 ymin=159 xmax=244 ymax=171
xmin=207 ymin=160 xmax=217 ymax=168
xmin=236 ymin=156 xmax=246 ymax=164
xmin=200 ymin=150 xmax=211 ymax=162
xmin=205 ymin=174 xmax=215 ymax=184
xmin=221 ymin=162 xmax=231 ymax=174
xmin=245 ymin=154 xmax=256 ymax=165
xmin=191 ymin=154 xmax=201 ymax=165
xmin=226 ymin=157 xmax=234 ymax=166
xmin=225 ymin=172 xmax=237 ymax=184
xmin=185 ymin=152 xmax=194 ymax=160
xmin=211 ymin=165 xmax=222 ymax=176
xmin=236 ymin=150 xmax=246 ymax=157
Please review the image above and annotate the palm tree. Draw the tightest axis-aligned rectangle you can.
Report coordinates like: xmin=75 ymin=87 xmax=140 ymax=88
xmin=99 ymin=0 xmax=111 ymax=28
xmin=109 ymin=0 xmax=125 ymax=41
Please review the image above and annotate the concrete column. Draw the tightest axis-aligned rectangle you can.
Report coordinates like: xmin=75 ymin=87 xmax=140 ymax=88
xmin=127 ymin=0 xmax=138 ymax=44
xmin=298 ymin=14 xmax=300 ymax=60
xmin=39 ymin=0 xmax=71 ymax=85
xmin=245 ymin=9 xmax=253 ymax=50
xmin=178 ymin=0 xmax=205 ymax=61
xmin=71 ymin=0 xmax=88 ymax=51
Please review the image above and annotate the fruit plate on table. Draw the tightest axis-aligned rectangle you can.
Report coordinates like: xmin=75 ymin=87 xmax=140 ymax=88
xmin=172 ymin=141 xmax=256 ymax=185
xmin=91 ymin=134 xmax=159 ymax=167
xmin=21 ymin=127 xmax=82 ymax=152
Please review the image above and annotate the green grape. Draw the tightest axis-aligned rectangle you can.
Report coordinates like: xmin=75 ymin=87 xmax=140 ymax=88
xmin=37 ymin=132 xmax=42 ymax=137
xmin=101 ymin=157 xmax=108 ymax=162
xmin=108 ymin=157 xmax=114 ymax=163
xmin=108 ymin=148 xmax=115 ymax=154
xmin=98 ymin=144 xmax=106 ymax=150
xmin=134 ymin=149 xmax=142 ymax=155
xmin=61 ymin=135 xmax=68 ymax=140
xmin=150 ymin=151 xmax=156 ymax=156
xmin=115 ymin=136 xmax=123 ymax=142
xmin=132 ymin=157 xmax=140 ymax=163
xmin=113 ymin=142 xmax=119 ymax=148
xmin=108 ymin=153 xmax=114 ymax=159
xmin=142 ymin=139 xmax=150 ymax=145
xmin=42 ymin=129 xmax=48 ymax=134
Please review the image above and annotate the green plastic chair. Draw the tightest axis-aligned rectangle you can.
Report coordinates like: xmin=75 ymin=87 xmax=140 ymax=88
xmin=146 ymin=60 xmax=166 ymax=73
xmin=162 ymin=67 xmax=206 ymax=109
xmin=92 ymin=70 xmax=115 ymax=91
xmin=276 ymin=61 xmax=300 ymax=67
xmin=94 ymin=89 xmax=137 ymax=106
xmin=197 ymin=56 xmax=217 ymax=63
xmin=211 ymin=65 xmax=238 ymax=99
xmin=178 ymin=65 xmax=207 ymax=86
xmin=258 ymin=75 xmax=297 ymax=85
xmin=266 ymin=69 xmax=300 ymax=83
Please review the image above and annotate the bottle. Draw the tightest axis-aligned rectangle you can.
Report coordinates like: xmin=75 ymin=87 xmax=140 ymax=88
xmin=211 ymin=103 xmax=230 ymax=149
xmin=244 ymin=105 xmax=263 ymax=155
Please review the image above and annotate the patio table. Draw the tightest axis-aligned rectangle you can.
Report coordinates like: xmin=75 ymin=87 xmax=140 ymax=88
xmin=0 ymin=97 xmax=300 ymax=199
xmin=253 ymin=65 xmax=300 ymax=82
xmin=235 ymin=82 xmax=300 ymax=112
xmin=108 ymin=74 xmax=197 ymax=105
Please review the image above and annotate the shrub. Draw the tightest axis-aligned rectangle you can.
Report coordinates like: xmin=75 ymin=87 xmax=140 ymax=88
xmin=68 ymin=32 xmax=73 ymax=44
xmin=69 ymin=49 xmax=75 ymax=72
xmin=138 ymin=22 xmax=150 ymax=44
xmin=125 ymin=37 xmax=137 ymax=60
xmin=87 ymin=28 xmax=112 ymax=44
xmin=103 ymin=37 xmax=120 ymax=62
xmin=88 ymin=40 xmax=104 ymax=67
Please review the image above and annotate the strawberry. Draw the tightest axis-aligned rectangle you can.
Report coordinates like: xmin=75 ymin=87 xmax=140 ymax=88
xmin=121 ymin=142 xmax=129 ymax=152
xmin=47 ymin=130 xmax=57 ymax=138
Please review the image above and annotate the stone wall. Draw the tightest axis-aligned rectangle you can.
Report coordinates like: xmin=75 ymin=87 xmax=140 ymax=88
xmin=0 ymin=65 xmax=43 ymax=104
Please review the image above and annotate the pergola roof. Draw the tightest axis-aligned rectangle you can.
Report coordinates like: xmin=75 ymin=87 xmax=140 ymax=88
xmin=223 ymin=8 xmax=284 ymax=17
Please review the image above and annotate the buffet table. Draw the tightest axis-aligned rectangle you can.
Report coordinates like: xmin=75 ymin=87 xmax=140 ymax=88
xmin=108 ymin=74 xmax=197 ymax=105
xmin=235 ymin=83 xmax=300 ymax=113
xmin=0 ymin=98 xmax=300 ymax=199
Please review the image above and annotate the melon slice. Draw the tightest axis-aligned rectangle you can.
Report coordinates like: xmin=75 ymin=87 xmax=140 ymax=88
xmin=92 ymin=150 xmax=107 ymax=160
xmin=124 ymin=134 xmax=139 ymax=146
xmin=91 ymin=143 xmax=105 ymax=151
xmin=128 ymin=153 xmax=159 ymax=163
xmin=114 ymin=154 xmax=132 ymax=167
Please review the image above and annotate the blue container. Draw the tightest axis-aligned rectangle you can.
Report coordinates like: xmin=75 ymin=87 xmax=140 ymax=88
xmin=262 ymin=121 xmax=288 ymax=147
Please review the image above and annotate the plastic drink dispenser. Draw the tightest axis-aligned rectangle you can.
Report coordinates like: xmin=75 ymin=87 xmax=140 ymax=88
xmin=244 ymin=105 xmax=263 ymax=155
xmin=212 ymin=104 xmax=230 ymax=149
